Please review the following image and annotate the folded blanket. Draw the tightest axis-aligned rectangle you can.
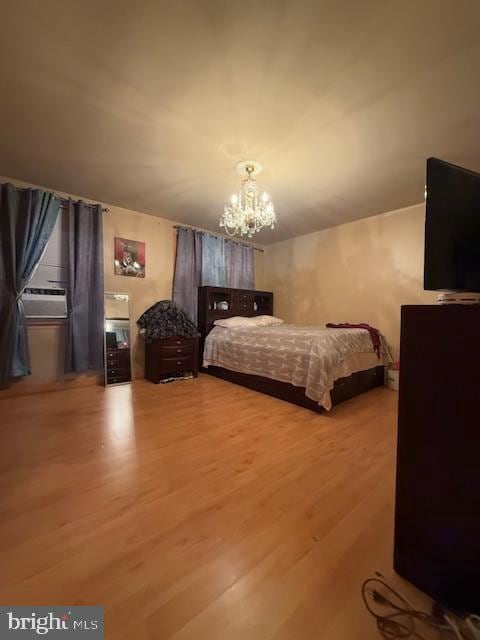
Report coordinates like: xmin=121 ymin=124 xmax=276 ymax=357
xmin=326 ymin=322 xmax=381 ymax=357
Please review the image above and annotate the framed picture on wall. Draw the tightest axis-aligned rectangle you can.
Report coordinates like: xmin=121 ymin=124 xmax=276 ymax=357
xmin=114 ymin=238 xmax=146 ymax=278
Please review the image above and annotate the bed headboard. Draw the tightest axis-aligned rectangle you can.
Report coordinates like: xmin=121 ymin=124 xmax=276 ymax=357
xmin=198 ymin=286 xmax=273 ymax=338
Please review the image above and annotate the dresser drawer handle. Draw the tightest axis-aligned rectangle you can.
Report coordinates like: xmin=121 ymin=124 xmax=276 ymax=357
xmin=177 ymin=361 xmax=182 ymax=365
xmin=177 ymin=349 xmax=182 ymax=353
xmin=176 ymin=341 xmax=181 ymax=345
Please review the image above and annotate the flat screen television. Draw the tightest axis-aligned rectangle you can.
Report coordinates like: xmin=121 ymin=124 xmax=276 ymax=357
xmin=424 ymin=157 xmax=480 ymax=292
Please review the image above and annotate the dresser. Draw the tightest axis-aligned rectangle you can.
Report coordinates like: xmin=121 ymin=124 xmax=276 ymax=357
xmin=395 ymin=304 xmax=480 ymax=613
xmin=145 ymin=336 xmax=199 ymax=383
xmin=105 ymin=346 xmax=132 ymax=385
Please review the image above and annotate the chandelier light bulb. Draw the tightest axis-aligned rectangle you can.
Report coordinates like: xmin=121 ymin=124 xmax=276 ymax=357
xmin=231 ymin=194 xmax=238 ymax=205
xmin=261 ymin=192 xmax=269 ymax=202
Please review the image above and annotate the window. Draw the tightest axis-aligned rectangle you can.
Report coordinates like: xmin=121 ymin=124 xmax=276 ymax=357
xmin=28 ymin=207 xmax=68 ymax=289
xmin=23 ymin=208 xmax=68 ymax=320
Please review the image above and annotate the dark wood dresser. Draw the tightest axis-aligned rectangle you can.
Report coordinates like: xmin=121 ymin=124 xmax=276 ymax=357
xmin=145 ymin=336 xmax=199 ymax=383
xmin=394 ymin=304 xmax=480 ymax=613
xmin=105 ymin=347 xmax=132 ymax=385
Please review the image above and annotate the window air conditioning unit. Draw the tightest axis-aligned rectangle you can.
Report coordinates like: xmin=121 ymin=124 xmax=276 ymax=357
xmin=22 ymin=287 xmax=68 ymax=319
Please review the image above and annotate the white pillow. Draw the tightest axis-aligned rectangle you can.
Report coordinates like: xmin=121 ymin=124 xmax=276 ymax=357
xmin=213 ymin=315 xmax=284 ymax=329
xmin=213 ymin=316 xmax=256 ymax=328
xmin=253 ymin=315 xmax=284 ymax=327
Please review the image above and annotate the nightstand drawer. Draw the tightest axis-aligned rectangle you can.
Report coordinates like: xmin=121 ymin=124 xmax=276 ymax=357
xmin=157 ymin=342 xmax=194 ymax=357
xmin=158 ymin=355 xmax=194 ymax=373
xmin=156 ymin=336 xmax=196 ymax=347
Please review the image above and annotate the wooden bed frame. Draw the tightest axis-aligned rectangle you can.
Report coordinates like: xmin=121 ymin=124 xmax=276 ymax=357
xmin=198 ymin=286 xmax=384 ymax=412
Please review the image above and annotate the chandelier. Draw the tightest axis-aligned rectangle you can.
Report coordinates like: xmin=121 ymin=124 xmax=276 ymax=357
xmin=220 ymin=160 xmax=276 ymax=238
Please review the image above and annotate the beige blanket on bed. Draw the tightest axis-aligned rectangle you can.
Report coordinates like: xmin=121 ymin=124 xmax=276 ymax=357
xmin=203 ymin=324 xmax=389 ymax=410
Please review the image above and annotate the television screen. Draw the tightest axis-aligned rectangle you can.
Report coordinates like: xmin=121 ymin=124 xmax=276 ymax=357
xmin=424 ymin=157 xmax=480 ymax=292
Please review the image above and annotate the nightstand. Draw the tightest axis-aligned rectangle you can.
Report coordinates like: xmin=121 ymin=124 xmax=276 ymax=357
xmin=145 ymin=336 xmax=199 ymax=383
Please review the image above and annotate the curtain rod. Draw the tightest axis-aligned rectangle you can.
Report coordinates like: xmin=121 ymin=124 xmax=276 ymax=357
xmin=2 ymin=182 xmax=109 ymax=212
xmin=173 ymin=224 xmax=264 ymax=252
xmin=58 ymin=198 xmax=110 ymax=213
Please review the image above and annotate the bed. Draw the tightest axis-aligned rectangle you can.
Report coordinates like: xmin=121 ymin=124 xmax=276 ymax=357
xmin=198 ymin=286 xmax=387 ymax=411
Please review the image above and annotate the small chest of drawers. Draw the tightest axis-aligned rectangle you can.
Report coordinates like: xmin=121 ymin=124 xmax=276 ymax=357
xmin=145 ymin=336 xmax=199 ymax=383
xmin=105 ymin=347 xmax=132 ymax=385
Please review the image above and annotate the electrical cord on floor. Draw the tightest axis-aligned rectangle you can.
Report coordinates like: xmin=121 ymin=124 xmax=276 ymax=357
xmin=361 ymin=571 xmax=480 ymax=639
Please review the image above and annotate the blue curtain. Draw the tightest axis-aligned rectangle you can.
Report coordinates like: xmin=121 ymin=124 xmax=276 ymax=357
xmin=64 ymin=201 xmax=104 ymax=373
xmin=172 ymin=228 xmax=255 ymax=324
xmin=0 ymin=183 xmax=60 ymax=386
xmin=172 ymin=228 xmax=202 ymax=324
xmin=201 ymin=234 xmax=226 ymax=286
xmin=225 ymin=240 xmax=254 ymax=289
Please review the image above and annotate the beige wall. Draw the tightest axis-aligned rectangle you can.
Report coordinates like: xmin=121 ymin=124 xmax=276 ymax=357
xmin=1 ymin=175 xmax=264 ymax=387
xmin=103 ymin=204 xmax=177 ymax=378
xmin=264 ymin=204 xmax=437 ymax=359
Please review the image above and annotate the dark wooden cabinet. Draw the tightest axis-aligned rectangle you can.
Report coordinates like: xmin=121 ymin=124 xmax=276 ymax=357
xmin=394 ymin=304 xmax=480 ymax=614
xmin=105 ymin=347 xmax=131 ymax=385
xmin=145 ymin=336 xmax=199 ymax=383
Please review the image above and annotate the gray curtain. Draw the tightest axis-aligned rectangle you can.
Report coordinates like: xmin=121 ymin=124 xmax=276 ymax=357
xmin=202 ymin=234 xmax=226 ymax=286
xmin=225 ymin=240 xmax=254 ymax=289
xmin=172 ymin=227 xmax=202 ymax=324
xmin=64 ymin=201 xmax=104 ymax=373
xmin=0 ymin=183 xmax=60 ymax=386
xmin=172 ymin=228 xmax=256 ymax=324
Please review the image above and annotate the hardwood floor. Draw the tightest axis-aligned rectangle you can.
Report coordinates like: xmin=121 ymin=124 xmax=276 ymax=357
xmin=0 ymin=375 xmax=430 ymax=639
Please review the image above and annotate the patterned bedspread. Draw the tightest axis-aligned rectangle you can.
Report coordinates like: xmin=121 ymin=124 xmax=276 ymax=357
xmin=203 ymin=324 xmax=388 ymax=410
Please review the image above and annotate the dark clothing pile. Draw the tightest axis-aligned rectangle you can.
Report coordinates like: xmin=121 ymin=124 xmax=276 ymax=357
xmin=137 ymin=300 xmax=200 ymax=343
xmin=326 ymin=322 xmax=381 ymax=358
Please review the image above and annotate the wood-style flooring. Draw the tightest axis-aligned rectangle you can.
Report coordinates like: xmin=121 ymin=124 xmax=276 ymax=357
xmin=0 ymin=374 xmax=431 ymax=639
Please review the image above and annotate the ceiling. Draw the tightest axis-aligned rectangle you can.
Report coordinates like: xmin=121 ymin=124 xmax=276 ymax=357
xmin=1 ymin=0 xmax=480 ymax=243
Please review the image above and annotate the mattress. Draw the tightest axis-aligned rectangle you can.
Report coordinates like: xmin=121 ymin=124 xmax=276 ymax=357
xmin=203 ymin=324 xmax=389 ymax=410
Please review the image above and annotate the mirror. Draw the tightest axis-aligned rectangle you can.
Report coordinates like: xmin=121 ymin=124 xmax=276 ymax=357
xmin=104 ymin=292 xmax=132 ymax=386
